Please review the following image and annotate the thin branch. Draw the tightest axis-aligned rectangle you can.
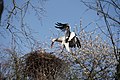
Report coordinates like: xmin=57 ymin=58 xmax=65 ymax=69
xmin=96 ymin=23 xmax=110 ymax=38
xmin=98 ymin=0 xmax=118 ymax=61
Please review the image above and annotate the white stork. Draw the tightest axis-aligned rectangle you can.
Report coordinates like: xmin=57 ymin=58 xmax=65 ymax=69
xmin=55 ymin=22 xmax=81 ymax=48
xmin=51 ymin=22 xmax=81 ymax=53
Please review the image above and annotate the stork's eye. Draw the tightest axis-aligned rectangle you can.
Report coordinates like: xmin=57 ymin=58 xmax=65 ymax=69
xmin=66 ymin=26 xmax=69 ymax=29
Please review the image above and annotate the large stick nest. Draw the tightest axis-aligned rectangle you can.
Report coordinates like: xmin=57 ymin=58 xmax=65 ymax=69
xmin=24 ymin=50 xmax=68 ymax=80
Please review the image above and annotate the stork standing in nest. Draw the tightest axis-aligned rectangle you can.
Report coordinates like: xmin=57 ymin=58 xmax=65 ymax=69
xmin=51 ymin=22 xmax=81 ymax=53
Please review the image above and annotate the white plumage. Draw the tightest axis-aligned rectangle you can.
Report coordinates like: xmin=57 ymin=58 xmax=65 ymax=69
xmin=51 ymin=36 xmax=72 ymax=53
xmin=68 ymin=32 xmax=76 ymax=41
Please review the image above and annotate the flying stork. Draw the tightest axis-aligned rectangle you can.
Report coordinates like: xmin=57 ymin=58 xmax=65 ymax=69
xmin=55 ymin=22 xmax=81 ymax=48
xmin=51 ymin=22 xmax=81 ymax=53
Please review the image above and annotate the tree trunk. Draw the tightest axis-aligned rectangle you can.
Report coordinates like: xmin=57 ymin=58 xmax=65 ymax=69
xmin=115 ymin=50 xmax=120 ymax=80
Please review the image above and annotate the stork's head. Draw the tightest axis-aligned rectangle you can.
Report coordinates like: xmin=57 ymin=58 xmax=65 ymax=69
xmin=65 ymin=23 xmax=69 ymax=30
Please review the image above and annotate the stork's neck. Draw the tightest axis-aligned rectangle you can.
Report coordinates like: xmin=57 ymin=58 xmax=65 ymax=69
xmin=66 ymin=29 xmax=70 ymax=32
xmin=65 ymin=29 xmax=71 ymax=37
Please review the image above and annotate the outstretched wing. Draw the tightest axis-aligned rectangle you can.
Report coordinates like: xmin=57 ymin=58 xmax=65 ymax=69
xmin=55 ymin=22 xmax=69 ymax=31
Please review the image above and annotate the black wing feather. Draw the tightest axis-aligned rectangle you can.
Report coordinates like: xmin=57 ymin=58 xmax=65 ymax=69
xmin=76 ymin=37 xmax=81 ymax=48
xmin=55 ymin=22 xmax=63 ymax=26
xmin=55 ymin=22 xmax=69 ymax=31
